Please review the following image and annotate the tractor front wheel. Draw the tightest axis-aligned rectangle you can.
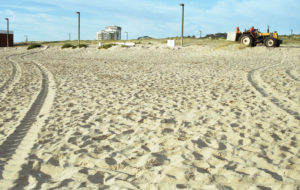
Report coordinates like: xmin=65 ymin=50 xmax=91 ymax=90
xmin=240 ymin=34 xmax=254 ymax=47
xmin=264 ymin=38 xmax=277 ymax=47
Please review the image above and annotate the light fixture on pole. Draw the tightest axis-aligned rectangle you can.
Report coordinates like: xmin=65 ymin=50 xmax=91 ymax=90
xmin=76 ymin=12 xmax=80 ymax=46
xmin=179 ymin=4 xmax=184 ymax=47
xmin=5 ymin=18 xmax=9 ymax=47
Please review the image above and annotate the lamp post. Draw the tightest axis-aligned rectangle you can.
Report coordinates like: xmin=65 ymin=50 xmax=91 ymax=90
xmin=25 ymin=35 xmax=28 ymax=44
xmin=179 ymin=4 xmax=184 ymax=47
xmin=5 ymin=18 xmax=9 ymax=47
xmin=76 ymin=12 xmax=80 ymax=46
xmin=125 ymin=32 xmax=128 ymax=40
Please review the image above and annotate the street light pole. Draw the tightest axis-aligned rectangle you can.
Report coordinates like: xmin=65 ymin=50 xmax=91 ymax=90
xmin=180 ymin=4 xmax=184 ymax=47
xmin=76 ymin=12 xmax=80 ymax=46
xmin=25 ymin=35 xmax=28 ymax=44
xmin=5 ymin=18 xmax=9 ymax=47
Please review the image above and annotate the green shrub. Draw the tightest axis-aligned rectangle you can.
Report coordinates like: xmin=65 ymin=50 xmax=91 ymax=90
xmin=27 ymin=44 xmax=42 ymax=50
xmin=61 ymin=43 xmax=75 ymax=49
xmin=160 ymin=40 xmax=168 ymax=44
xmin=78 ymin=44 xmax=88 ymax=48
xmin=15 ymin=42 xmax=29 ymax=47
xmin=98 ymin=44 xmax=115 ymax=49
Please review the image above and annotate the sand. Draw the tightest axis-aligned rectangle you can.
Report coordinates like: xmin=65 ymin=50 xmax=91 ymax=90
xmin=0 ymin=43 xmax=299 ymax=189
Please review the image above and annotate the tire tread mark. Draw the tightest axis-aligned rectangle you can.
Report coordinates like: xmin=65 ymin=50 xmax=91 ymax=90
xmin=0 ymin=51 xmax=42 ymax=101
xmin=0 ymin=63 xmax=47 ymax=176
xmin=286 ymin=67 xmax=300 ymax=82
xmin=0 ymin=56 xmax=16 ymax=92
xmin=0 ymin=54 xmax=22 ymax=102
xmin=247 ymin=69 xmax=268 ymax=97
xmin=0 ymin=47 xmax=55 ymax=188
xmin=248 ymin=58 xmax=300 ymax=120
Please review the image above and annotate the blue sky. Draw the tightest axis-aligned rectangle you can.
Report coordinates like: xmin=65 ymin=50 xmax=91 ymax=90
xmin=0 ymin=0 xmax=299 ymax=42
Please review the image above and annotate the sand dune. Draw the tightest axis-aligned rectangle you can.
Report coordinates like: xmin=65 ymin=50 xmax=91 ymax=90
xmin=0 ymin=44 xmax=299 ymax=189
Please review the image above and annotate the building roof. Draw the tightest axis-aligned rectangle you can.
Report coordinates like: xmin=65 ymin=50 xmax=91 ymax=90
xmin=105 ymin=25 xmax=121 ymax=29
xmin=0 ymin=30 xmax=14 ymax=34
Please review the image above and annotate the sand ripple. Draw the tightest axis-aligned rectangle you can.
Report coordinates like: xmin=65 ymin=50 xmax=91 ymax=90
xmin=0 ymin=45 xmax=299 ymax=189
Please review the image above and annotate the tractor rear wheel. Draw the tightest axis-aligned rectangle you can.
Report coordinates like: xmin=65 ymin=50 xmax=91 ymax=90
xmin=264 ymin=38 xmax=277 ymax=47
xmin=240 ymin=34 xmax=254 ymax=47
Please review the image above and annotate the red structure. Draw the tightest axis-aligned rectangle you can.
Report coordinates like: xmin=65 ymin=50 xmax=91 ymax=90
xmin=0 ymin=30 xmax=14 ymax=47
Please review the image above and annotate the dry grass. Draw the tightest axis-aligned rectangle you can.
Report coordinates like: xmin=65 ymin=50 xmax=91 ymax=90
xmin=15 ymin=37 xmax=231 ymax=48
xmin=215 ymin=41 xmax=236 ymax=50
xmin=132 ymin=37 xmax=231 ymax=48
xmin=235 ymin=44 xmax=247 ymax=50
xmin=18 ymin=36 xmax=300 ymax=49
xmin=13 ymin=34 xmax=300 ymax=48
xmin=280 ymin=35 xmax=300 ymax=45
xmin=41 ymin=40 xmax=97 ymax=46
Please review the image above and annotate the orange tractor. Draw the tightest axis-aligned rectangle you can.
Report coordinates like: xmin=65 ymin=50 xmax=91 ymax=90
xmin=227 ymin=26 xmax=282 ymax=47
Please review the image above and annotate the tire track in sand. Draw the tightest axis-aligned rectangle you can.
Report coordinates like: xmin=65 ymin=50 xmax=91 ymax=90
xmin=286 ymin=67 xmax=300 ymax=82
xmin=0 ymin=50 xmax=45 ymax=102
xmin=0 ymin=54 xmax=22 ymax=102
xmin=248 ymin=56 xmax=300 ymax=120
xmin=0 ymin=49 xmax=47 ymax=146
xmin=0 ymin=50 xmax=56 ymax=189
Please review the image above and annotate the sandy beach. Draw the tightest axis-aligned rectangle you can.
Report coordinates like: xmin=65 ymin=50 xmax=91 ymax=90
xmin=0 ymin=43 xmax=299 ymax=189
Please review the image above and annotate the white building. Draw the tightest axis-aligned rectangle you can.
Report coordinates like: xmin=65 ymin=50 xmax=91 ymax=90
xmin=97 ymin=26 xmax=121 ymax=40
